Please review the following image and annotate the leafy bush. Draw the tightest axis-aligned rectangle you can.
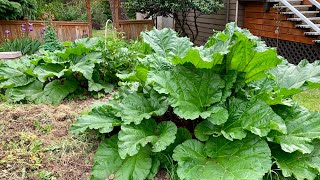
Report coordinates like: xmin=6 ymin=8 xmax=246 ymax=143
xmin=0 ymin=0 xmax=37 ymax=20
xmin=72 ymin=23 xmax=320 ymax=180
xmin=40 ymin=26 xmax=63 ymax=52
xmin=0 ymin=37 xmax=139 ymax=104
xmin=0 ymin=37 xmax=41 ymax=55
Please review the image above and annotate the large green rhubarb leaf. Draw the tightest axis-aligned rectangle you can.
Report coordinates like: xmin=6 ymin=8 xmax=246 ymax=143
xmin=271 ymin=60 xmax=320 ymax=91
xmin=5 ymin=80 xmax=43 ymax=102
xmin=270 ymin=106 xmax=320 ymax=154
xmin=118 ymin=119 xmax=177 ymax=159
xmin=114 ymin=91 xmax=168 ymax=125
xmin=70 ymin=52 xmax=102 ymax=80
xmin=221 ymin=97 xmax=286 ymax=140
xmin=148 ymin=65 xmax=225 ymax=119
xmin=141 ymin=28 xmax=192 ymax=58
xmin=34 ymin=79 xmax=78 ymax=104
xmin=71 ymin=104 xmax=121 ymax=135
xmin=33 ymin=64 xmax=67 ymax=82
xmin=173 ymin=135 xmax=272 ymax=180
xmin=91 ymin=135 xmax=152 ymax=180
xmin=226 ymin=32 xmax=281 ymax=82
xmin=0 ymin=75 xmax=34 ymax=88
xmin=272 ymin=142 xmax=320 ymax=180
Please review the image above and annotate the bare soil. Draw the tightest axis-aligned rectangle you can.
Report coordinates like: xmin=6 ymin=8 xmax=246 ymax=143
xmin=0 ymin=97 xmax=110 ymax=180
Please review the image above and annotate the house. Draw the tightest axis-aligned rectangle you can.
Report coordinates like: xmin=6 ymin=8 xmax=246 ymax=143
xmin=179 ymin=0 xmax=320 ymax=63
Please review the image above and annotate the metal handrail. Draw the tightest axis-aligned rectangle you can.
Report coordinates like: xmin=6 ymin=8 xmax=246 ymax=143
xmin=309 ymin=0 xmax=320 ymax=10
xmin=279 ymin=0 xmax=320 ymax=33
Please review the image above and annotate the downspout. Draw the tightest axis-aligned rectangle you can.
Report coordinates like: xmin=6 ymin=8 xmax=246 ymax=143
xmin=235 ymin=0 xmax=239 ymax=24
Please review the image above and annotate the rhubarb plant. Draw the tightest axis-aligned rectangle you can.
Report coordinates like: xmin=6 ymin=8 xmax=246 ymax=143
xmin=72 ymin=23 xmax=320 ymax=180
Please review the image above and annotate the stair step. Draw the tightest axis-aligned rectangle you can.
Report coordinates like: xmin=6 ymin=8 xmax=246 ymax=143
xmin=305 ymin=32 xmax=320 ymax=35
xmin=296 ymin=24 xmax=320 ymax=28
xmin=275 ymin=5 xmax=313 ymax=9
xmin=288 ymin=17 xmax=320 ymax=21
xmin=280 ymin=11 xmax=320 ymax=15
xmin=267 ymin=0 xmax=302 ymax=2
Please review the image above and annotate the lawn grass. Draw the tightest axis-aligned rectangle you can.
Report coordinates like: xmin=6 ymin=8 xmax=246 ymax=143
xmin=293 ymin=88 xmax=320 ymax=111
xmin=92 ymin=29 xmax=117 ymax=38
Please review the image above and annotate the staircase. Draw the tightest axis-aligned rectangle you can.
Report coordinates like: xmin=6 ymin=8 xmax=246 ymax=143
xmin=268 ymin=0 xmax=320 ymax=43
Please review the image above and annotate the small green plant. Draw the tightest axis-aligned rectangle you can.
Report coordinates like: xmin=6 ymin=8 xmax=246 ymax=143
xmin=37 ymin=170 xmax=57 ymax=180
xmin=0 ymin=37 xmax=41 ymax=55
xmin=34 ymin=120 xmax=53 ymax=134
xmin=40 ymin=26 xmax=63 ymax=52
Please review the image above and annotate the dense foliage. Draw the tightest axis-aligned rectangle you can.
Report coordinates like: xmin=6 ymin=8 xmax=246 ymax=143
xmin=0 ymin=0 xmax=37 ymax=20
xmin=0 ymin=37 xmax=139 ymax=104
xmin=0 ymin=37 xmax=41 ymax=55
xmin=72 ymin=23 xmax=320 ymax=180
xmin=125 ymin=0 xmax=224 ymax=42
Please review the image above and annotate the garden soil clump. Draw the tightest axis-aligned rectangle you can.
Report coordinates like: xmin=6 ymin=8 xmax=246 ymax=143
xmin=0 ymin=97 xmax=110 ymax=180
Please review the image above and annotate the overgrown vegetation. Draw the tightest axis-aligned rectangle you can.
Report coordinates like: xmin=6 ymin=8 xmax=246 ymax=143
xmin=0 ymin=37 xmax=140 ymax=104
xmin=0 ymin=0 xmax=37 ymax=20
xmin=0 ymin=37 xmax=41 ymax=55
xmin=72 ymin=23 xmax=320 ymax=180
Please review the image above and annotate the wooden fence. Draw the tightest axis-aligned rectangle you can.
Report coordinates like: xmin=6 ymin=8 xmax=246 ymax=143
xmin=119 ymin=20 xmax=154 ymax=39
xmin=0 ymin=20 xmax=89 ymax=43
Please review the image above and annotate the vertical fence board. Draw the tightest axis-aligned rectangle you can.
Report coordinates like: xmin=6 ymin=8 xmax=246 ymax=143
xmin=0 ymin=20 xmax=89 ymax=42
xmin=119 ymin=20 xmax=154 ymax=40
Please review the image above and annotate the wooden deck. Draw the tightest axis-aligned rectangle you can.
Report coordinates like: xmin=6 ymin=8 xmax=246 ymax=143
xmin=243 ymin=2 xmax=317 ymax=44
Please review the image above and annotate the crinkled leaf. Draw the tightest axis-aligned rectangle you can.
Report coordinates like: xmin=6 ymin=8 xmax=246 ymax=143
xmin=273 ymin=141 xmax=320 ymax=180
xmin=33 ymin=64 xmax=67 ymax=82
xmin=118 ymin=119 xmax=177 ymax=159
xmin=221 ymin=98 xmax=286 ymax=140
xmin=0 ymin=65 xmax=24 ymax=80
xmin=88 ymin=80 xmax=114 ymax=93
xmin=71 ymin=104 xmax=121 ymax=135
xmin=91 ymin=135 xmax=152 ymax=180
xmin=195 ymin=120 xmax=221 ymax=141
xmin=33 ymin=79 xmax=78 ymax=104
xmin=0 ymin=75 xmax=34 ymax=88
xmin=173 ymin=135 xmax=272 ymax=180
xmin=270 ymin=106 xmax=320 ymax=154
xmin=226 ymin=32 xmax=281 ymax=82
xmin=142 ymin=28 xmax=192 ymax=58
xmin=5 ymin=80 xmax=43 ymax=102
xmin=70 ymin=52 xmax=102 ymax=80
xmin=271 ymin=60 xmax=320 ymax=89
xmin=115 ymin=91 xmax=169 ymax=125
xmin=148 ymin=65 xmax=225 ymax=119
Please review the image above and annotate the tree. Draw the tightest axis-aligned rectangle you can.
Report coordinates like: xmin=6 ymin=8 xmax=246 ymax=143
xmin=108 ymin=0 xmax=128 ymax=27
xmin=0 ymin=0 xmax=37 ymax=20
xmin=125 ymin=0 xmax=224 ymax=42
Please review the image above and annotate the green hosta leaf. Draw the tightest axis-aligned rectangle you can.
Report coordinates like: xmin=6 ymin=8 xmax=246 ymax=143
xmin=173 ymin=135 xmax=272 ymax=180
xmin=272 ymin=60 xmax=320 ymax=89
xmin=71 ymin=104 xmax=121 ymax=135
xmin=194 ymin=120 xmax=221 ymax=141
xmin=118 ymin=119 xmax=177 ymax=159
xmin=148 ymin=65 xmax=225 ymax=119
xmin=270 ymin=106 xmax=320 ymax=154
xmin=115 ymin=91 xmax=168 ymax=125
xmin=33 ymin=64 xmax=67 ymax=82
xmin=272 ymin=142 xmax=320 ymax=180
xmin=0 ymin=75 xmax=34 ymax=88
xmin=5 ymin=80 xmax=43 ymax=102
xmin=221 ymin=98 xmax=286 ymax=140
xmin=142 ymin=28 xmax=192 ymax=58
xmin=226 ymin=32 xmax=281 ymax=82
xmin=91 ymin=135 xmax=152 ymax=180
xmin=34 ymin=79 xmax=78 ymax=104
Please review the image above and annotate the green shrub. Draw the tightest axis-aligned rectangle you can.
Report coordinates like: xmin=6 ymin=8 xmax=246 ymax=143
xmin=0 ymin=36 xmax=139 ymax=104
xmin=72 ymin=24 xmax=320 ymax=180
xmin=0 ymin=37 xmax=41 ymax=55
xmin=40 ymin=26 xmax=63 ymax=52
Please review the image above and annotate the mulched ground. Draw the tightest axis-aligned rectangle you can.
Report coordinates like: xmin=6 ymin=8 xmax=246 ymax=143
xmin=0 ymin=97 xmax=110 ymax=180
